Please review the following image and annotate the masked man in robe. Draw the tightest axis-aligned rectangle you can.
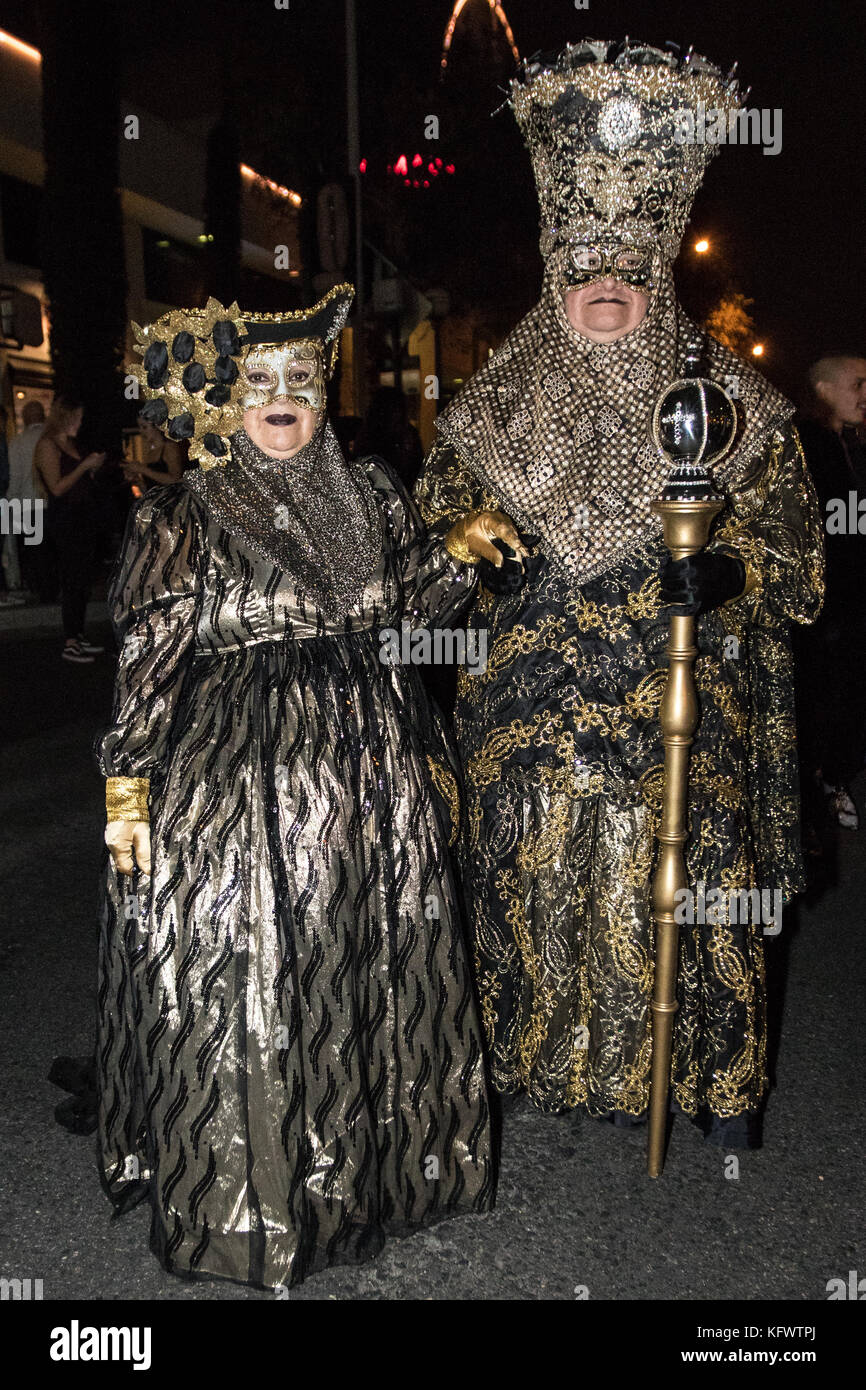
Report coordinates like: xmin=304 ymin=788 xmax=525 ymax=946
xmin=417 ymin=40 xmax=824 ymax=1146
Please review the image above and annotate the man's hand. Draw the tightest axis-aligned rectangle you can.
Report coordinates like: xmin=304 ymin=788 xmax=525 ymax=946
xmin=105 ymin=820 xmax=151 ymax=876
xmin=660 ymin=551 xmax=747 ymax=616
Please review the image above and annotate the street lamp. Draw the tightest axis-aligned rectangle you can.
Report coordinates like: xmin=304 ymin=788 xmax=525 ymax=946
xmin=752 ymin=344 xmax=765 ymax=357
xmin=694 ymin=239 xmax=710 ymax=254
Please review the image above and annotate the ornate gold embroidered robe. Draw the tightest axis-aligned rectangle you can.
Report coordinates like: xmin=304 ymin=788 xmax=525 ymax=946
xmin=416 ymin=426 xmax=823 ymax=1117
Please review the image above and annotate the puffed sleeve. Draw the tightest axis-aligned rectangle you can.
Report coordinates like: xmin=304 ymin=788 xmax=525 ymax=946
xmin=711 ymin=424 xmax=825 ymax=627
xmin=414 ymin=437 xmax=501 ymax=538
xmin=94 ymin=486 xmax=207 ymax=794
xmin=365 ymin=453 xmax=477 ymax=629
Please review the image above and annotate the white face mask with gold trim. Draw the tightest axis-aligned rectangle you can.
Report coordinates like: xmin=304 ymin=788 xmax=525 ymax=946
xmin=240 ymin=340 xmax=326 ymax=413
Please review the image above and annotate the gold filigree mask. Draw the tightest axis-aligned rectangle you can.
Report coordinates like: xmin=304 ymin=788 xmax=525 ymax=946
xmin=240 ymin=340 xmax=326 ymax=414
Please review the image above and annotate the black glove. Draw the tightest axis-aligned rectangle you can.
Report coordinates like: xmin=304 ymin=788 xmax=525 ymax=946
xmin=477 ymin=537 xmax=527 ymax=594
xmin=660 ymin=551 xmax=746 ymax=616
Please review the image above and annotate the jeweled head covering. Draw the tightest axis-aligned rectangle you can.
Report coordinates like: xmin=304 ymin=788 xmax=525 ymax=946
xmin=510 ymin=38 xmax=742 ymax=263
xmin=131 ymin=284 xmax=354 ymax=467
xmin=431 ymin=39 xmax=792 ymax=586
xmin=129 ymin=285 xmax=382 ymax=621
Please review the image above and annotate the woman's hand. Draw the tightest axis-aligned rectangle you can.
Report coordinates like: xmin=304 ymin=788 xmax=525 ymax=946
xmin=105 ymin=820 xmax=151 ymax=876
xmin=82 ymin=451 xmax=107 ymax=474
xmin=463 ymin=510 xmax=528 ymax=567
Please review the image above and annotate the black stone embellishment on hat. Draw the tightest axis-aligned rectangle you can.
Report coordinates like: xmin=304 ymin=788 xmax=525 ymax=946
xmin=213 ymin=320 xmax=240 ymax=356
xmin=132 ymin=286 xmax=355 ymax=466
xmin=171 ymin=331 xmax=196 ymax=363
xmin=144 ymin=341 xmax=169 ymax=388
xmin=213 ymin=355 xmax=239 ymax=384
xmin=182 ymin=362 xmax=206 ymax=393
xmin=139 ymin=399 xmax=168 ymax=427
xmin=167 ymin=413 xmax=195 ymax=440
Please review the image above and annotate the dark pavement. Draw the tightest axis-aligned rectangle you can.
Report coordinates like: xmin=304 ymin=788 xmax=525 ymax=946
xmin=0 ymin=625 xmax=863 ymax=1302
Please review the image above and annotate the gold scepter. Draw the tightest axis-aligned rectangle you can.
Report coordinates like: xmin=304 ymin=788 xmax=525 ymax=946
xmin=646 ymin=346 xmax=738 ymax=1177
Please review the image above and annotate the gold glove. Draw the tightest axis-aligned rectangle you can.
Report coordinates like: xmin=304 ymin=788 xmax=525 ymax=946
xmin=105 ymin=820 xmax=151 ymax=876
xmin=105 ymin=777 xmax=151 ymax=876
xmin=444 ymin=510 xmax=527 ymax=568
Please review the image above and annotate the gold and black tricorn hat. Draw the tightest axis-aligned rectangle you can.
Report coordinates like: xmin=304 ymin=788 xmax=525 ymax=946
xmin=509 ymin=39 xmax=742 ymax=262
xmin=131 ymin=283 xmax=354 ymax=468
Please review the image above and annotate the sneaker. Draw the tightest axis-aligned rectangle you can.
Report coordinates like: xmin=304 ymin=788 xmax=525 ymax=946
xmin=76 ymin=633 xmax=105 ymax=655
xmin=823 ymin=782 xmax=859 ymax=830
xmin=61 ymin=641 xmax=95 ymax=664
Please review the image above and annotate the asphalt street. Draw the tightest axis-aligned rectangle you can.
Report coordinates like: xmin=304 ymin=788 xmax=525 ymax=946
xmin=0 ymin=624 xmax=863 ymax=1302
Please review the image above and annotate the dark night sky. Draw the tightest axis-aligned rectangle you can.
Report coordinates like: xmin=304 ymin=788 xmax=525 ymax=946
xmin=1 ymin=0 xmax=862 ymax=400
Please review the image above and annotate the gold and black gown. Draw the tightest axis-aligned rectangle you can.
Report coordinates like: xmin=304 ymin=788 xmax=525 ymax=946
xmin=416 ymin=425 xmax=824 ymax=1122
xmin=94 ymin=453 xmax=492 ymax=1290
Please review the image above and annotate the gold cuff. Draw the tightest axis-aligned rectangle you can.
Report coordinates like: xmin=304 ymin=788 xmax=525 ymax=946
xmin=719 ymin=551 xmax=761 ymax=605
xmin=739 ymin=562 xmax=761 ymax=597
xmin=106 ymin=776 xmax=150 ymax=823
xmin=443 ymin=513 xmax=480 ymax=566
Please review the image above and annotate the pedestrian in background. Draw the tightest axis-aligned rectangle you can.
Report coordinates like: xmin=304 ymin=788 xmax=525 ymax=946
xmin=121 ymin=410 xmax=184 ymax=492
xmin=33 ymin=395 xmax=107 ymax=663
xmin=4 ymin=400 xmax=47 ymax=599
xmin=796 ymin=355 xmax=866 ymax=835
xmin=0 ymin=404 xmax=26 ymax=607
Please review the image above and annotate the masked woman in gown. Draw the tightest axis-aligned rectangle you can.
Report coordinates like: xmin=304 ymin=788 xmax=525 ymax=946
xmin=95 ymin=287 xmax=493 ymax=1291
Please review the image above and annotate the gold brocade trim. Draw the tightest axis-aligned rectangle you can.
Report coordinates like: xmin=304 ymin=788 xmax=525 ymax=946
xmin=476 ymin=615 xmax=567 ymax=686
xmin=561 ymin=590 xmax=631 ymax=643
xmin=106 ymin=777 xmax=150 ymax=823
xmin=695 ymin=658 xmax=749 ymax=741
xmin=466 ymin=712 xmax=583 ymax=791
xmin=498 ymin=868 xmax=554 ymax=1080
xmin=426 ymin=757 xmax=459 ymax=847
xmin=624 ymin=668 xmax=667 ymax=721
xmin=414 ymin=441 xmax=501 ymax=533
xmin=638 ymin=763 xmax=666 ymax=810
xmin=625 ymin=572 xmax=664 ymax=622
xmin=468 ymin=758 xmax=766 ymax=1117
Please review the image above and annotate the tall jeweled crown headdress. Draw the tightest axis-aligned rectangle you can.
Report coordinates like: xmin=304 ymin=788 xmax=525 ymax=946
xmin=510 ymin=39 xmax=743 ymax=261
xmin=130 ymin=284 xmax=354 ymax=467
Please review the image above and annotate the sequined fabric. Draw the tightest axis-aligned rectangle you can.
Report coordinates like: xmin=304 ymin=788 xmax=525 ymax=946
xmin=415 ymin=426 xmax=824 ymax=1116
xmin=435 ymin=255 xmax=794 ymax=590
xmin=183 ymin=423 xmax=382 ymax=621
xmin=94 ymin=462 xmax=491 ymax=1290
xmin=509 ymin=39 xmax=741 ymax=261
